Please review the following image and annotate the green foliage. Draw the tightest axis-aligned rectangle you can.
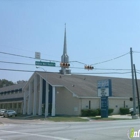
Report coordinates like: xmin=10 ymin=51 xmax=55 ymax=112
xmin=120 ymin=108 xmax=129 ymax=115
xmin=0 ymin=79 xmax=14 ymax=88
xmin=108 ymin=108 xmax=114 ymax=115
xmin=81 ymin=109 xmax=99 ymax=117
xmin=97 ymin=109 xmax=101 ymax=115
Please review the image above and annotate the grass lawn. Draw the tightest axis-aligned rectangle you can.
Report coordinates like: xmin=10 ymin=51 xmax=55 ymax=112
xmin=45 ymin=117 xmax=89 ymax=122
xmin=9 ymin=116 xmax=89 ymax=122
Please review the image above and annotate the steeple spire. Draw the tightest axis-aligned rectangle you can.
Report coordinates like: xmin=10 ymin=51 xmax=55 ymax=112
xmin=63 ymin=23 xmax=67 ymax=55
xmin=59 ymin=24 xmax=71 ymax=75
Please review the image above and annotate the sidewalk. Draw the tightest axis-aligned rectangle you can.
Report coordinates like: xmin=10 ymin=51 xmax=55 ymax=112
xmin=109 ymin=114 xmax=132 ymax=119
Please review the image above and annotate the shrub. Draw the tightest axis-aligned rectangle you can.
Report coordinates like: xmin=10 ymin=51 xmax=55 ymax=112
xmin=81 ymin=109 xmax=89 ymax=116
xmin=120 ymin=108 xmax=129 ymax=115
xmin=97 ymin=109 xmax=101 ymax=115
xmin=108 ymin=108 xmax=114 ymax=115
xmin=90 ymin=109 xmax=99 ymax=116
xmin=81 ymin=109 xmax=99 ymax=117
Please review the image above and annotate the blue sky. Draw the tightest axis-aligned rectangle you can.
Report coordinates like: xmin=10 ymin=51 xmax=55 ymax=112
xmin=0 ymin=0 xmax=140 ymax=82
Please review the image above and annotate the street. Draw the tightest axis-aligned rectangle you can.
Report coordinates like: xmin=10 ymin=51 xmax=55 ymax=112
xmin=0 ymin=116 xmax=140 ymax=140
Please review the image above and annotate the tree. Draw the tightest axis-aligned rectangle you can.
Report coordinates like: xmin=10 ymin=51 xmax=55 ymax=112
xmin=0 ymin=79 xmax=14 ymax=88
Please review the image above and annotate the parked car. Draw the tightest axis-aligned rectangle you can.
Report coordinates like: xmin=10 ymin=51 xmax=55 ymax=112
xmin=129 ymin=106 xmax=139 ymax=115
xmin=0 ymin=109 xmax=6 ymax=116
xmin=3 ymin=110 xmax=17 ymax=117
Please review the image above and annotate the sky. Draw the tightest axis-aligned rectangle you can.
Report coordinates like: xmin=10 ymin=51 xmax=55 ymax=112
xmin=0 ymin=0 xmax=140 ymax=83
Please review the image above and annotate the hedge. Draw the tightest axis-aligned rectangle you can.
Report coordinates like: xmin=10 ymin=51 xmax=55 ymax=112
xmin=120 ymin=108 xmax=129 ymax=115
xmin=81 ymin=109 xmax=99 ymax=117
xmin=81 ymin=109 xmax=114 ymax=116
xmin=97 ymin=108 xmax=114 ymax=115
xmin=108 ymin=108 xmax=114 ymax=115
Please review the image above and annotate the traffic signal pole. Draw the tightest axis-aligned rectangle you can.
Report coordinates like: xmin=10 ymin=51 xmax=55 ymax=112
xmin=133 ymin=64 xmax=140 ymax=117
xmin=130 ymin=48 xmax=136 ymax=117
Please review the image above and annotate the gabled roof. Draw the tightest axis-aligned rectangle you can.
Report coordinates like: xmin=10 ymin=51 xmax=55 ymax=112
xmin=36 ymin=71 xmax=140 ymax=98
xmin=0 ymin=82 xmax=27 ymax=93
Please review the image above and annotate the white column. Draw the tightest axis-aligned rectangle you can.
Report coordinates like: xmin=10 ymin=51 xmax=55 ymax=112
xmin=23 ymin=91 xmax=26 ymax=115
xmin=28 ymin=83 xmax=32 ymax=115
xmin=33 ymin=75 xmax=37 ymax=116
xmin=51 ymin=86 xmax=56 ymax=116
xmin=38 ymin=77 xmax=43 ymax=115
xmin=45 ymin=81 xmax=49 ymax=117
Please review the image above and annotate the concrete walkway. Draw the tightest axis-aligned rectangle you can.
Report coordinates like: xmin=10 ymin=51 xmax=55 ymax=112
xmin=109 ymin=114 xmax=132 ymax=119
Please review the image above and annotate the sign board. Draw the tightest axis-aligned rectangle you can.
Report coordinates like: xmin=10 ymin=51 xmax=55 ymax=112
xmin=98 ymin=88 xmax=109 ymax=96
xmin=35 ymin=52 xmax=41 ymax=59
xmin=35 ymin=61 xmax=55 ymax=67
xmin=97 ymin=79 xmax=112 ymax=118
xmin=101 ymin=96 xmax=108 ymax=118
xmin=97 ymin=79 xmax=112 ymax=97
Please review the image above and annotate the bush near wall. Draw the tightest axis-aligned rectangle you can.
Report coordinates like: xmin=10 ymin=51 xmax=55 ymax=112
xmin=108 ymin=109 xmax=114 ymax=115
xmin=120 ymin=108 xmax=129 ymax=115
xmin=81 ymin=109 xmax=99 ymax=117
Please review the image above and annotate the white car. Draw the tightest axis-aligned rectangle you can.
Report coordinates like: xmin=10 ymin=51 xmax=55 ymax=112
xmin=0 ymin=109 xmax=6 ymax=116
xmin=129 ymin=106 xmax=139 ymax=115
xmin=3 ymin=110 xmax=17 ymax=117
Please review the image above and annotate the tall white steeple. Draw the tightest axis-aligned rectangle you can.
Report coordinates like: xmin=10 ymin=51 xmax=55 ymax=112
xmin=59 ymin=24 xmax=71 ymax=74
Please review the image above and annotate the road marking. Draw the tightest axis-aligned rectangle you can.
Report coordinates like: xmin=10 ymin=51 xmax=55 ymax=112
xmin=0 ymin=130 xmax=71 ymax=140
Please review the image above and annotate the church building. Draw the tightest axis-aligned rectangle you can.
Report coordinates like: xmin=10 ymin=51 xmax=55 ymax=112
xmin=22 ymin=26 xmax=135 ymax=117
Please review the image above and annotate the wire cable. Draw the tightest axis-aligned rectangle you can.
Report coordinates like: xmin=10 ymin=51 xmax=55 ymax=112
xmin=91 ymin=52 xmax=129 ymax=66
xmin=0 ymin=51 xmax=60 ymax=62
xmin=69 ymin=61 xmax=86 ymax=65
xmin=1 ymin=60 xmax=138 ymax=71
xmin=72 ymin=72 xmax=132 ymax=75
xmin=0 ymin=60 xmax=84 ymax=69
xmin=133 ymin=51 xmax=140 ymax=53
xmin=0 ymin=68 xmax=133 ymax=75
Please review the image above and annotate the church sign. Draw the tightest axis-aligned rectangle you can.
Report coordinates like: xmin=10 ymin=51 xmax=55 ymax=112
xmin=97 ymin=79 xmax=112 ymax=97
xmin=97 ymin=79 xmax=112 ymax=118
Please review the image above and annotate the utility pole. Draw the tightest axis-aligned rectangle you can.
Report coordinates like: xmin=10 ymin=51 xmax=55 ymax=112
xmin=133 ymin=64 xmax=140 ymax=117
xmin=130 ymin=47 xmax=136 ymax=116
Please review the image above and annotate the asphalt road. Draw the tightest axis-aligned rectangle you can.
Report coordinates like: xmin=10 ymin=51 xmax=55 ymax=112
xmin=0 ymin=116 xmax=140 ymax=140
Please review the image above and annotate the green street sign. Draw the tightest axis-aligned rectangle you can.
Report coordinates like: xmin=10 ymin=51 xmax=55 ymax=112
xmin=35 ymin=61 xmax=56 ymax=67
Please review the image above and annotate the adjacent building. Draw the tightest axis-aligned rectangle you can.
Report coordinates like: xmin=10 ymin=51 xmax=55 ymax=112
xmin=0 ymin=82 xmax=26 ymax=114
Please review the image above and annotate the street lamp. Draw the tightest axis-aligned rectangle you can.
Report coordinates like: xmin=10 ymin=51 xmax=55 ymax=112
xmin=36 ymin=66 xmax=47 ymax=72
xmin=36 ymin=66 xmax=48 ymax=118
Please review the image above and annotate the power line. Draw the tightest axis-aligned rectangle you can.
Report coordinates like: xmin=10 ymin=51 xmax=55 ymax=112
xmin=133 ymin=51 xmax=140 ymax=53
xmin=0 ymin=68 xmax=133 ymax=75
xmin=0 ymin=60 xmax=84 ymax=69
xmin=0 ymin=68 xmax=34 ymax=72
xmin=0 ymin=51 xmax=60 ymax=62
xmin=1 ymin=60 xmax=139 ymax=71
xmin=0 ymin=51 xmax=130 ymax=68
xmin=69 ymin=61 xmax=86 ymax=65
xmin=72 ymin=72 xmax=132 ymax=75
xmin=91 ymin=52 xmax=129 ymax=66
xmin=94 ymin=68 xmax=131 ymax=71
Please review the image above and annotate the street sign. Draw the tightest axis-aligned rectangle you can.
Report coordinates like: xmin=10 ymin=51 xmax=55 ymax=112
xmin=35 ymin=52 xmax=41 ymax=59
xmin=35 ymin=61 xmax=56 ymax=67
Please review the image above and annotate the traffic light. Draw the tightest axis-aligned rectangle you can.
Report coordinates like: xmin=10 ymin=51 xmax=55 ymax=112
xmin=84 ymin=65 xmax=94 ymax=70
xmin=60 ymin=62 xmax=70 ymax=68
xmin=130 ymin=97 xmax=133 ymax=101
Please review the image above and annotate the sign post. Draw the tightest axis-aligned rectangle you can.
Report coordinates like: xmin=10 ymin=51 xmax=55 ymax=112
xmin=97 ymin=79 xmax=112 ymax=118
xmin=101 ymin=96 xmax=108 ymax=118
